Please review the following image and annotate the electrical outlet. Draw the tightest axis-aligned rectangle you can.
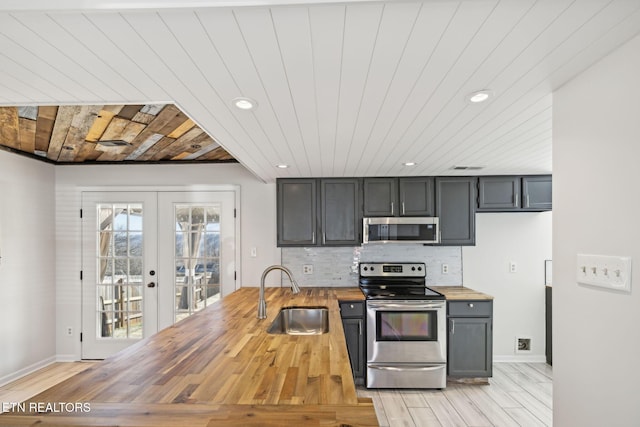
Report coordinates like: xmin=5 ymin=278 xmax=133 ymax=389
xmin=509 ymin=261 xmax=517 ymax=273
xmin=66 ymin=327 xmax=73 ymax=336
xmin=442 ymin=264 xmax=449 ymax=274
xmin=303 ymin=264 xmax=313 ymax=275
xmin=250 ymin=247 xmax=257 ymax=258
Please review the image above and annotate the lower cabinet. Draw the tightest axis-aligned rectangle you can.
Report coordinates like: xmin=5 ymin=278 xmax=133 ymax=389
xmin=447 ymin=300 xmax=493 ymax=378
xmin=339 ymin=301 xmax=365 ymax=385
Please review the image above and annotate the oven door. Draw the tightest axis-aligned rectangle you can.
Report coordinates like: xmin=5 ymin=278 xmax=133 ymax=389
xmin=366 ymin=300 xmax=446 ymax=364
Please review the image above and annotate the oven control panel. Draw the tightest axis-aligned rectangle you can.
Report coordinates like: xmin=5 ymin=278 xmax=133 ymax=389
xmin=359 ymin=262 xmax=426 ymax=277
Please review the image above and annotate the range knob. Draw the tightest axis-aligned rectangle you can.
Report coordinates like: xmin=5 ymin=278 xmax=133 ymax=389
xmin=363 ymin=266 xmax=368 ymax=271
xmin=371 ymin=266 xmax=375 ymax=271
xmin=418 ymin=266 xmax=423 ymax=271
xmin=411 ymin=266 xmax=416 ymax=271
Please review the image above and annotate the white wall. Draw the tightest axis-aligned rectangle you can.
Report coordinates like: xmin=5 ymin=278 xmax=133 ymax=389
xmin=553 ymin=33 xmax=640 ymax=426
xmin=55 ymin=162 xmax=279 ymax=360
xmin=0 ymin=150 xmax=56 ymax=384
xmin=462 ymin=212 xmax=551 ymax=361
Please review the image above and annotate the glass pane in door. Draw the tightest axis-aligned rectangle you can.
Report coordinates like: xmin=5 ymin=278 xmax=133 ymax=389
xmin=174 ymin=204 xmax=221 ymax=322
xmin=96 ymin=204 xmax=144 ymax=339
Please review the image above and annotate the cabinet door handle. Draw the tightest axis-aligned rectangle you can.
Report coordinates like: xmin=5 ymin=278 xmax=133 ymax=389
xmin=358 ymin=322 xmax=362 ymax=336
xmin=391 ymin=202 xmax=394 ymax=215
xmin=402 ymin=202 xmax=406 ymax=215
xmin=323 ymin=232 xmax=326 ymax=244
xmin=515 ymin=193 xmax=519 ymax=207
xmin=312 ymin=231 xmax=315 ymax=243
xmin=526 ymin=194 xmax=530 ymax=207
xmin=450 ymin=319 xmax=455 ymax=334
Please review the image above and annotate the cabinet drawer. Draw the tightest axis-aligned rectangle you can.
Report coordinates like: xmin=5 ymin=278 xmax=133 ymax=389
xmin=448 ymin=300 xmax=492 ymax=317
xmin=339 ymin=301 xmax=364 ymax=318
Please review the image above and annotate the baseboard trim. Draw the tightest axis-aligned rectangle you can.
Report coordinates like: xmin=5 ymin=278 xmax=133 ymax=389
xmin=494 ymin=355 xmax=547 ymax=363
xmin=0 ymin=356 xmax=57 ymax=388
xmin=56 ymin=354 xmax=80 ymax=363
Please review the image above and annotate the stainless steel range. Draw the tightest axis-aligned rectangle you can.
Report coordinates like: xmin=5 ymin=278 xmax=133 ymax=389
xmin=359 ymin=262 xmax=446 ymax=389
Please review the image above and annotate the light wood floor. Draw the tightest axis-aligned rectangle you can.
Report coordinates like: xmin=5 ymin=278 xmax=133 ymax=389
xmin=1 ymin=361 xmax=551 ymax=426
xmin=0 ymin=362 xmax=96 ymax=411
xmin=358 ymin=362 xmax=553 ymax=427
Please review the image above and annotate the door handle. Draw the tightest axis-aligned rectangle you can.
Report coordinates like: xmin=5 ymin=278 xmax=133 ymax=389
xmin=147 ymin=282 xmax=156 ymax=288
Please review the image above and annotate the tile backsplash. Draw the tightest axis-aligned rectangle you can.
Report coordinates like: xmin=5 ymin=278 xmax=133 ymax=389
xmin=282 ymin=244 xmax=462 ymax=287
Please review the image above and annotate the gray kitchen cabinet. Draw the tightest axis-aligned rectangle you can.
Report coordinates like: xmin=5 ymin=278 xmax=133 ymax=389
xmin=364 ymin=177 xmax=434 ymax=217
xmin=398 ymin=177 xmax=435 ymax=216
xmin=339 ymin=301 xmax=365 ymax=385
xmin=277 ymin=179 xmax=317 ymax=246
xmin=477 ymin=175 xmax=552 ymax=212
xmin=363 ymin=178 xmax=397 ymax=217
xmin=447 ymin=300 xmax=493 ymax=378
xmin=522 ymin=175 xmax=552 ymax=211
xmin=435 ymin=177 xmax=477 ymax=245
xmin=321 ymin=178 xmax=361 ymax=245
xmin=477 ymin=176 xmax=521 ymax=211
xmin=278 ymin=178 xmax=361 ymax=247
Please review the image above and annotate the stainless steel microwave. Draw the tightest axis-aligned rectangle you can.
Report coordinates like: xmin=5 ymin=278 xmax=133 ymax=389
xmin=363 ymin=217 xmax=440 ymax=244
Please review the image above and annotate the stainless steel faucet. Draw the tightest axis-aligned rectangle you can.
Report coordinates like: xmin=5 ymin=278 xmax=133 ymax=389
xmin=257 ymin=265 xmax=300 ymax=319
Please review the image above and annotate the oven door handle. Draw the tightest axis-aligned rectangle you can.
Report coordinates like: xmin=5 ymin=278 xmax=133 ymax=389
xmin=368 ymin=364 xmax=446 ymax=372
xmin=367 ymin=301 xmax=445 ymax=310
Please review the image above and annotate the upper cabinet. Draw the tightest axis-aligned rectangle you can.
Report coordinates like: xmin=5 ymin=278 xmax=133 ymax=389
xmin=478 ymin=176 xmax=521 ymax=210
xmin=363 ymin=177 xmax=434 ymax=217
xmin=321 ymin=178 xmax=361 ymax=246
xmin=477 ymin=175 xmax=552 ymax=212
xmin=435 ymin=177 xmax=477 ymax=246
xmin=398 ymin=177 xmax=435 ymax=216
xmin=277 ymin=179 xmax=317 ymax=246
xmin=522 ymin=175 xmax=552 ymax=211
xmin=363 ymin=178 xmax=397 ymax=217
xmin=277 ymin=178 xmax=361 ymax=247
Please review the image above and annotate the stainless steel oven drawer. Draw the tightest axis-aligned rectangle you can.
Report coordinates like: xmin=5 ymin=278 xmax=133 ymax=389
xmin=367 ymin=363 xmax=446 ymax=389
xmin=340 ymin=301 xmax=364 ymax=318
xmin=448 ymin=300 xmax=492 ymax=317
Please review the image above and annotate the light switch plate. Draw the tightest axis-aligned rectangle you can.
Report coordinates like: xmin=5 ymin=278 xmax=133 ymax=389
xmin=577 ymin=254 xmax=632 ymax=292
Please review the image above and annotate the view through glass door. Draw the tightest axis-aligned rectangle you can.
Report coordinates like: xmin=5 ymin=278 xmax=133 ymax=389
xmin=157 ymin=192 xmax=236 ymax=330
xmin=82 ymin=191 xmax=236 ymax=359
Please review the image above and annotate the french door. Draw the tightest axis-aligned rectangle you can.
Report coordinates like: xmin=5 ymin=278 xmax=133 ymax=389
xmin=81 ymin=191 xmax=236 ymax=359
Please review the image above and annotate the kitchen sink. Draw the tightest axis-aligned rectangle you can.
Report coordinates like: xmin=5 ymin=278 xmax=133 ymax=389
xmin=267 ymin=306 xmax=329 ymax=335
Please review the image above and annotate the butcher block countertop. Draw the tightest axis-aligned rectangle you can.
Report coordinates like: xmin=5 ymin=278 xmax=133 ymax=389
xmin=0 ymin=287 xmax=377 ymax=427
xmin=431 ymin=286 xmax=494 ymax=300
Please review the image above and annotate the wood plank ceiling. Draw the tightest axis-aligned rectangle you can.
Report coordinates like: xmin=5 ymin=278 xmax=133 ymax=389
xmin=0 ymin=1 xmax=639 ymax=179
xmin=0 ymin=104 xmax=234 ymax=163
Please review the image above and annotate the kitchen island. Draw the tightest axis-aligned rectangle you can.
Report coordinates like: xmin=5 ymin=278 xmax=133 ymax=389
xmin=0 ymin=287 xmax=377 ymax=426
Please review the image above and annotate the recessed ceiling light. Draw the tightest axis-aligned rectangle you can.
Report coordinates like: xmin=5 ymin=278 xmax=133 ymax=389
xmin=403 ymin=162 xmax=417 ymax=167
xmin=232 ymin=97 xmax=257 ymax=110
xmin=276 ymin=164 xmax=289 ymax=169
xmin=467 ymin=90 xmax=493 ymax=104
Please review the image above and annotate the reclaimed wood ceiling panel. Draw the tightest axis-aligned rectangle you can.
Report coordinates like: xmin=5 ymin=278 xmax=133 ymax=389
xmin=0 ymin=104 xmax=235 ymax=164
